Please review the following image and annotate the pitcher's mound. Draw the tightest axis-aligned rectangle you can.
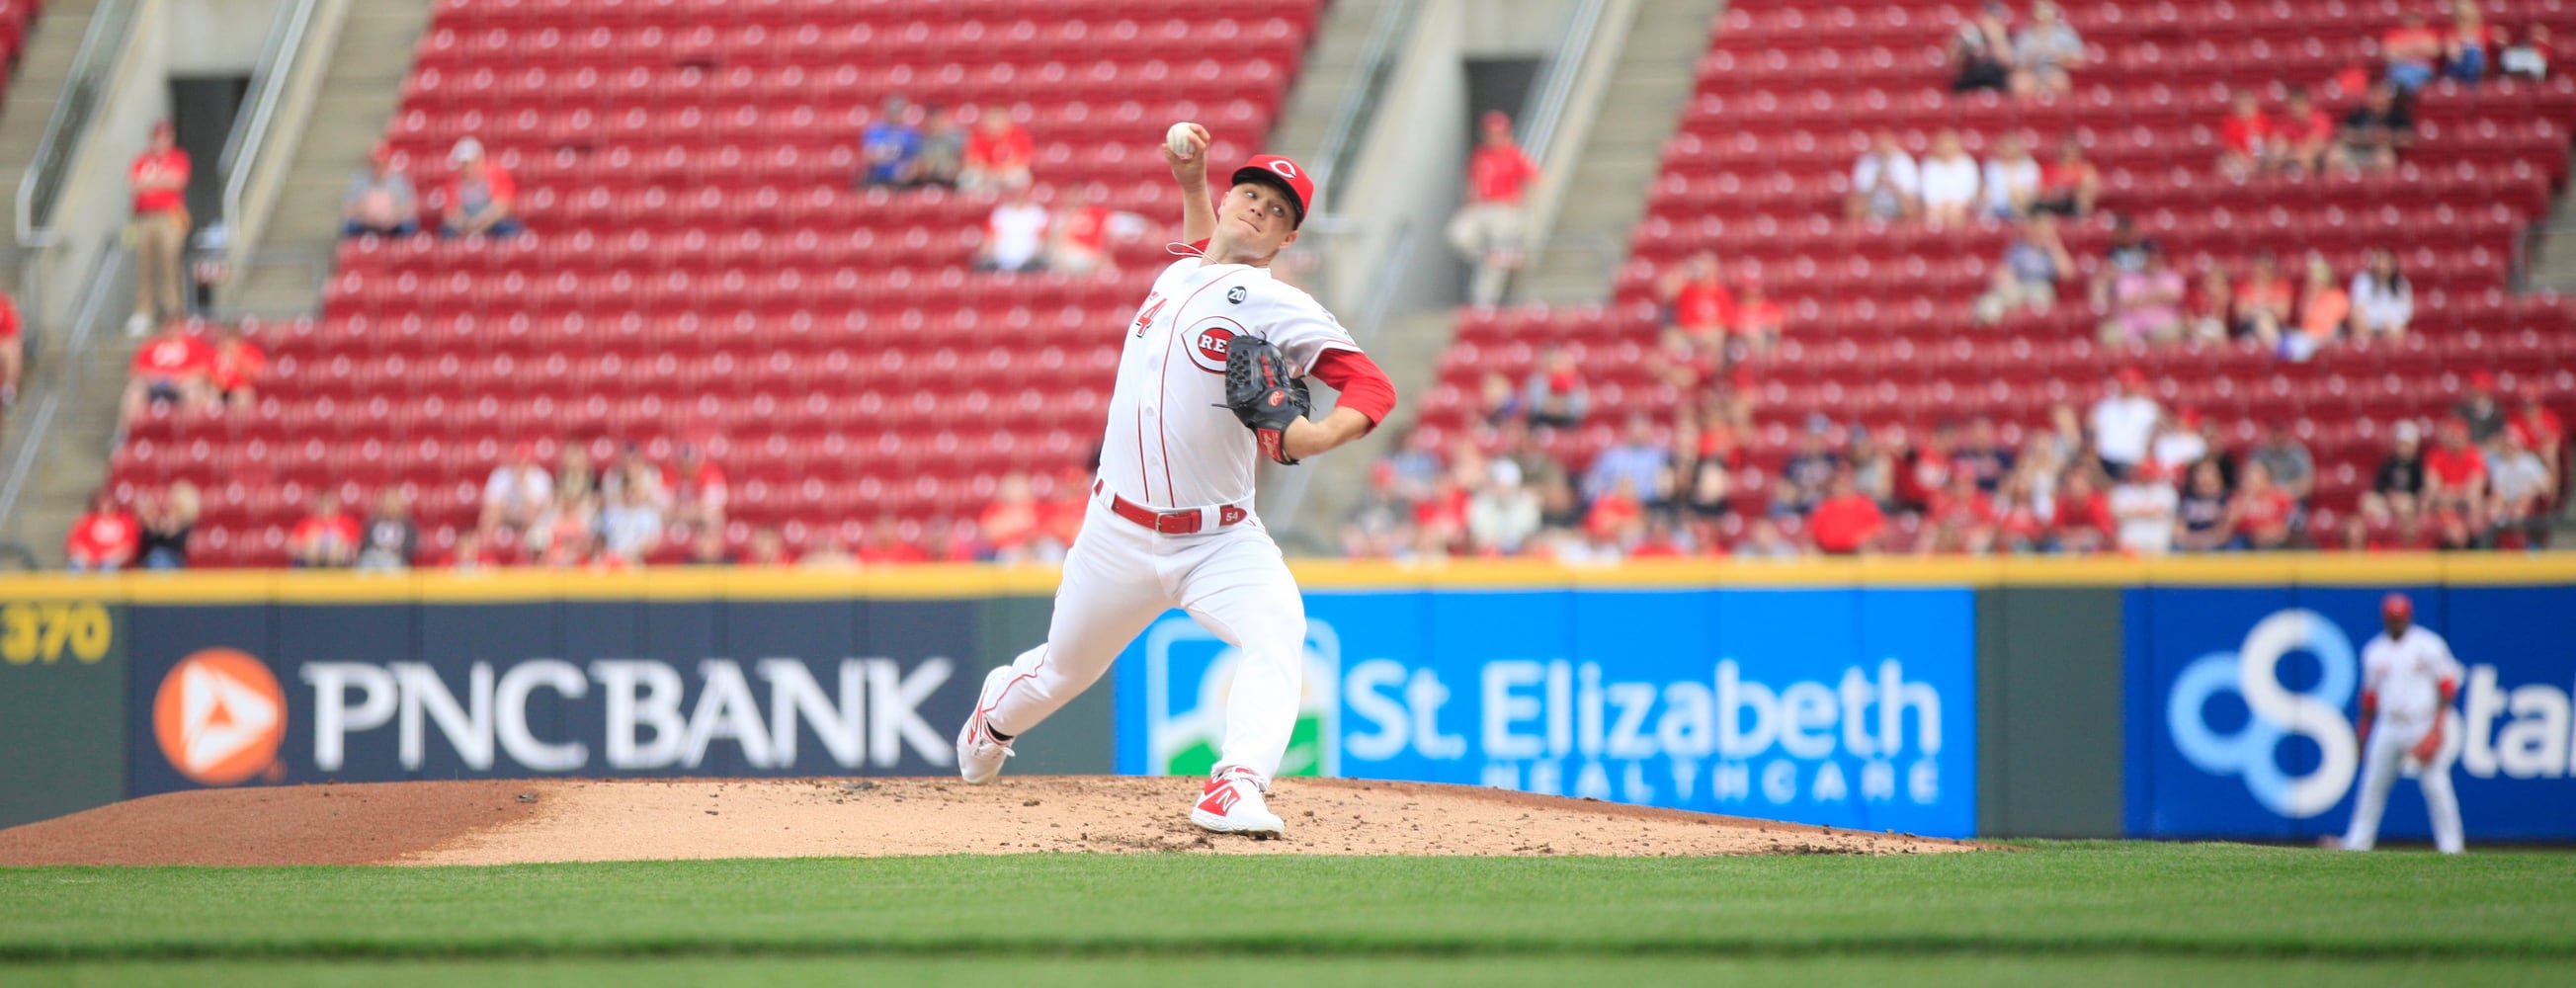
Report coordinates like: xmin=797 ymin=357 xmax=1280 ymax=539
xmin=0 ymin=778 xmax=1977 ymax=866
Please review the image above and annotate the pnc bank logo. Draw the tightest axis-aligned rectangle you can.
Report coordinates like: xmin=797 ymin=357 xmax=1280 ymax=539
xmin=153 ymin=648 xmax=287 ymax=786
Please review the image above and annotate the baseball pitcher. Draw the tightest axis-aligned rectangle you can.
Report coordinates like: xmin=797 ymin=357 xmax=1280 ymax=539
xmin=953 ymin=124 xmax=1398 ymax=837
xmin=2332 ymin=593 xmax=2467 ymax=854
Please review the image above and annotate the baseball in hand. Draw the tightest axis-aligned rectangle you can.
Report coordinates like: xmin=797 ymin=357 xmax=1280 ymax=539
xmin=1167 ymin=122 xmax=1203 ymax=158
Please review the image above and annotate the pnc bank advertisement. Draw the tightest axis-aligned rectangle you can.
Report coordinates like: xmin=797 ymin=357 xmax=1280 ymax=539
xmin=2126 ymin=586 xmax=2576 ymax=842
xmin=125 ymin=600 xmax=983 ymax=796
xmin=1115 ymin=588 xmax=1979 ymax=839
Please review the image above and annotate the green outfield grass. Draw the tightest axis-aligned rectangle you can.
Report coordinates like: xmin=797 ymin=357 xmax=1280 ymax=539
xmin=3 ymin=842 xmax=2570 ymax=986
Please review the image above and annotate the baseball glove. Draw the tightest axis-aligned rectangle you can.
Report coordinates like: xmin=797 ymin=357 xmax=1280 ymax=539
xmin=1221 ymin=335 xmax=1311 ymax=465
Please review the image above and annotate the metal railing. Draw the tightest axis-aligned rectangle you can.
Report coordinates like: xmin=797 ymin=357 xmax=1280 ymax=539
xmin=0 ymin=245 xmax=128 ymax=537
xmin=16 ymin=0 xmax=144 ymax=250
xmin=1518 ymin=0 xmax=1610 ymax=163
xmin=1311 ymin=0 xmax=1422 ymax=195
xmin=220 ymin=0 xmax=324 ymax=229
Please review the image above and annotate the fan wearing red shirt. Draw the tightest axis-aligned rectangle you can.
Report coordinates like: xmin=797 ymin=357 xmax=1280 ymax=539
xmin=128 ymin=122 xmax=193 ymax=334
xmin=1732 ymin=275 xmax=1786 ymax=353
xmin=65 ymin=491 xmax=140 ymax=573
xmin=2048 ymin=472 xmax=2116 ymax=554
xmin=2422 ymin=419 xmax=2489 ymax=509
xmin=1448 ymin=111 xmax=1539 ymax=279
xmin=2219 ymin=91 xmax=2276 ymax=175
xmin=289 ymin=491 xmax=363 ymax=568
xmin=1808 ymin=470 xmax=1886 ymax=555
xmin=440 ymin=137 xmax=523 ymax=238
xmin=856 ymin=513 xmax=930 ymax=565
xmin=0 ymin=289 xmax=20 ymax=408
xmin=2508 ymin=387 xmax=2564 ymax=484
xmin=1047 ymin=193 xmax=1123 ymax=277
xmin=959 ymin=106 xmax=1036 ymax=193
xmin=667 ymin=443 xmax=729 ymax=536
xmin=1659 ymin=251 xmax=1736 ymax=340
xmin=980 ymin=473 xmax=1045 ymax=563
xmin=2232 ymin=461 xmax=2298 ymax=549
xmin=2277 ymin=87 xmax=2337 ymax=173
xmin=122 ymin=320 xmax=215 ymax=421
xmin=209 ymin=322 xmax=266 ymax=408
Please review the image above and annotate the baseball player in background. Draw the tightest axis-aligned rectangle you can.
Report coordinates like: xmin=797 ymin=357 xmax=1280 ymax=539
xmin=953 ymin=124 xmax=1398 ymax=837
xmin=2331 ymin=593 xmax=2467 ymax=854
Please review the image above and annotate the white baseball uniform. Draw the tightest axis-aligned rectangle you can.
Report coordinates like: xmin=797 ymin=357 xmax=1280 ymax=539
xmin=974 ymin=252 xmax=1366 ymax=786
xmin=2339 ymin=623 xmax=2467 ymax=854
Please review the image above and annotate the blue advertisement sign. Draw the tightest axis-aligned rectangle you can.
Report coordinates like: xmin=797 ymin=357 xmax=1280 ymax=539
xmin=1116 ymin=588 xmax=1978 ymax=838
xmin=2127 ymin=586 xmax=2576 ymax=841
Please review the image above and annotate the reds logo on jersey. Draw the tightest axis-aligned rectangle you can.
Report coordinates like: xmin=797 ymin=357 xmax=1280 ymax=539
xmin=1187 ymin=323 xmax=1243 ymax=374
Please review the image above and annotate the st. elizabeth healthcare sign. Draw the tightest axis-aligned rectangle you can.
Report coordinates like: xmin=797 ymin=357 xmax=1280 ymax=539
xmin=1117 ymin=588 xmax=1977 ymax=838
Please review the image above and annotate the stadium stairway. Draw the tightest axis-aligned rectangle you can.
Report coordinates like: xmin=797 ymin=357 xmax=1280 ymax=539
xmin=1269 ymin=0 xmax=1397 ymax=173
xmin=0 ymin=0 xmax=95 ymax=261
xmin=1510 ymin=0 xmax=1719 ymax=304
xmin=223 ymin=0 xmax=437 ymax=317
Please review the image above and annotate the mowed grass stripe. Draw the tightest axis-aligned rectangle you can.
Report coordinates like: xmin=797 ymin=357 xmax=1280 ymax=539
xmin=2 ymin=844 xmax=2570 ymax=963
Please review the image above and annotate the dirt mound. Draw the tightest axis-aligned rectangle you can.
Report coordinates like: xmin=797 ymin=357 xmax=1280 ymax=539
xmin=0 ymin=778 xmax=1976 ymax=866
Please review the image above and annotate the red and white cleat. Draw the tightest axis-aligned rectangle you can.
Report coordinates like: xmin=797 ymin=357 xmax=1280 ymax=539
xmin=956 ymin=665 xmax=1018 ymax=784
xmin=1189 ymin=767 xmax=1285 ymax=838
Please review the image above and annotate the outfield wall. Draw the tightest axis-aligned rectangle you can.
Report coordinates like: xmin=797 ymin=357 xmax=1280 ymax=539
xmin=2 ymin=556 xmax=2569 ymax=842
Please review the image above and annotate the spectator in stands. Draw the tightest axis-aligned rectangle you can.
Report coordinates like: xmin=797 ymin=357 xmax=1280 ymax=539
xmin=598 ymin=482 xmax=663 ymax=565
xmin=1523 ymin=346 xmax=1590 ymax=428
xmin=1658 ymin=251 xmax=1734 ymax=341
xmin=135 ymin=482 xmax=197 ymax=569
xmin=2111 ymin=461 xmax=2180 ymax=555
xmin=913 ymin=106 xmax=965 ymax=188
xmin=356 ymin=490 xmax=418 ymax=572
xmin=1451 ymin=111 xmax=1540 ymax=288
xmin=800 ymin=536 xmax=860 ymax=570
xmin=2219 ymin=91 xmax=2277 ymax=177
xmin=976 ymin=186 xmax=1051 ymax=274
xmin=1976 ymin=215 xmax=2072 ymax=324
xmin=2487 ymin=430 xmax=2554 ymax=547
xmin=2332 ymin=81 xmax=2412 ymax=170
xmin=2090 ymin=368 xmax=2161 ymax=480
xmin=602 ymin=442 xmax=668 ymax=509
xmin=1926 ymin=470 xmax=1998 ymax=553
xmin=1952 ymin=2 xmax=2016 ymax=94
xmin=860 ymin=96 xmax=920 ymax=188
xmin=2276 ymin=88 xmax=2337 ymax=174
xmin=1680 ymin=453 xmax=1734 ymax=522
xmin=531 ymin=492 xmax=602 ymax=567
xmin=1918 ymin=129 xmax=1982 ymax=228
xmin=65 ymin=491 xmax=139 ymax=573
xmin=1809 ymin=467 xmax=1886 ymax=555
xmin=2088 ymin=214 xmax=2149 ymax=306
xmin=853 ymin=515 xmax=923 ymax=564
xmin=2232 ymin=252 xmax=2295 ymax=346
xmin=2383 ymin=13 xmax=2445 ymax=92
xmin=441 ymin=137 xmax=522 ymax=238
xmin=210 ymin=321 xmax=265 ymax=411
xmin=1583 ymin=414 xmax=1672 ymax=508
xmin=0 ymin=288 xmax=20 ymax=409
xmin=1732 ymin=275 xmax=1784 ymax=354
xmin=680 ymin=528 xmax=734 ymax=566
xmin=1468 ymin=459 xmax=1542 ymax=555
xmin=127 ymin=122 xmax=192 ymax=335
xmin=2174 ymin=459 xmax=2240 ymax=551
xmin=2348 ymin=247 xmax=2413 ymax=339
xmin=441 ymin=531 xmax=496 ymax=571
xmin=667 ymin=442 xmax=727 ymax=538
xmin=1846 ymin=129 xmax=1921 ymax=221
xmin=980 ymin=473 xmax=1042 ymax=563
xmin=342 ymin=142 xmax=418 ymax=238
xmin=1048 ymin=190 xmax=1143 ymax=276
xmin=1737 ymin=517 xmax=1802 ymax=559
xmin=959 ymin=105 xmax=1036 ymax=193
xmin=1895 ymin=420 xmax=1958 ymax=516
xmin=1988 ymin=470 xmax=2047 ymax=552
xmin=1779 ymin=417 xmax=1843 ymax=516
xmin=1473 ymin=371 xmax=1527 ymax=426
xmin=2012 ymin=1 xmax=2085 ymax=97
xmin=122 ymin=319 xmax=214 ymax=422
xmin=1953 ymin=417 xmax=2015 ymax=491
xmin=2034 ymin=136 xmax=2100 ymax=216
xmin=2424 ymin=417 xmax=2489 ymax=512
xmin=2047 ymin=469 xmax=2116 ymax=554
xmin=2509 ymin=384 xmax=2564 ymax=485
xmin=2150 ymin=407 xmax=2209 ymax=477
xmin=1414 ymin=468 xmax=1470 ymax=556
xmin=2187 ymin=266 xmax=2233 ymax=343
xmin=2457 ymin=370 xmax=2506 ymax=443
xmin=288 ymin=491 xmax=361 ymax=568
xmin=2231 ymin=461 xmax=2297 ymax=549
xmin=2099 ymin=245 xmax=2187 ymax=347
xmin=2288 ymin=253 xmax=2351 ymax=358
xmin=1980 ymin=134 xmax=2043 ymax=219
xmin=2444 ymin=5 xmax=2503 ymax=84
xmin=555 ymin=443 xmax=598 ymax=503
xmin=1852 ymin=425 xmax=1902 ymax=509
xmin=2247 ymin=424 xmax=2316 ymax=506
xmin=2375 ymin=420 xmax=2428 ymax=496
xmin=1649 ymin=328 xmax=1719 ymax=394
xmin=2502 ymin=25 xmax=2551 ymax=80
xmin=478 ymin=443 xmax=553 ymax=541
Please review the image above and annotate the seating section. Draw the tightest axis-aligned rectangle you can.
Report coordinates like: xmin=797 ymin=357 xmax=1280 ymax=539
xmin=1417 ymin=0 xmax=2576 ymax=532
xmin=110 ymin=0 xmax=1326 ymax=566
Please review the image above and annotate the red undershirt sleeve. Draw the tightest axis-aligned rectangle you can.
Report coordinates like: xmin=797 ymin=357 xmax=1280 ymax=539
xmin=1308 ymin=348 xmax=1397 ymax=430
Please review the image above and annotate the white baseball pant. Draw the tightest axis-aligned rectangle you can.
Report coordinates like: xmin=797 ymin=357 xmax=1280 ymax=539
xmin=980 ymin=495 xmax=1306 ymax=784
xmin=2339 ymin=715 xmax=2464 ymax=854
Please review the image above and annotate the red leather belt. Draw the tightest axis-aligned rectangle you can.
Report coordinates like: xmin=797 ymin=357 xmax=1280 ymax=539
xmin=1094 ymin=480 xmax=1248 ymax=535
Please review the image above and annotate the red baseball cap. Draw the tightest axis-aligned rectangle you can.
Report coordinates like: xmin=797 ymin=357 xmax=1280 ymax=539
xmin=1232 ymin=154 xmax=1313 ymax=228
xmin=2470 ymin=370 xmax=2497 ymax=390
xmin=2117 ymin=367 xmax=2146 ymax=386
xmin=2381 ymin=592 xmax=2414 ymax=621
